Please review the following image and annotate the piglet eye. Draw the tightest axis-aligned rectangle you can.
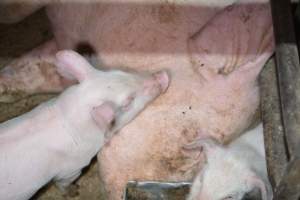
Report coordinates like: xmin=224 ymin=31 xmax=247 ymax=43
xmin=223 ymin=195 xmax=234 ymax=200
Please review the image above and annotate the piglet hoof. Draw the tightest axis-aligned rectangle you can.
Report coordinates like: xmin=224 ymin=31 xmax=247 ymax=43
xmin=61 ymin=183 xmax=80 ymax=198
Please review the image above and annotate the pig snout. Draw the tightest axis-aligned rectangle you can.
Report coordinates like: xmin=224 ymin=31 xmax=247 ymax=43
xmin=144 ymin=70 xmax=169 ymax=96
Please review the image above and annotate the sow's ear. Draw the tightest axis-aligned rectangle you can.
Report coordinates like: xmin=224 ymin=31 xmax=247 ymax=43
xmin=55 ymin=50 xmax=95 ymax=82
xmin=91 ymin=101 xmax=116 ymax=131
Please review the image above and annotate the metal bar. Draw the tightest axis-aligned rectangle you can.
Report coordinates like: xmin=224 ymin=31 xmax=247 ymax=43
xmin=270 ymin=0 xmax=300 ymax=160
xmin=268 ymin=0 xmax=300 ymax=199
xmin=259 ymin=58 xmax=288 ymax=188
xmin=275 ymin=158 xmax=300 ymax=199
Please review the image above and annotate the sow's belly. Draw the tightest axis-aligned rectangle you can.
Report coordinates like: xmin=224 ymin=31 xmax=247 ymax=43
xmin=46 ymin=1 xmax=273 ymax=199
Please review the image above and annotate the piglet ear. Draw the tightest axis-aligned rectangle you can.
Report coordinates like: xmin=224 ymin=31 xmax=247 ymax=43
xmin=242 ymin=187 xmax=262 ymax=200
xmin=55 ymin=50 xmax=94 ymax=82
xmin=187 ymin=165 xmax=208 ymax=200
xmin=91 ymin=101 xmax=116 ymax=131
xmin=246 ymin=174 xmax=273 ymax=200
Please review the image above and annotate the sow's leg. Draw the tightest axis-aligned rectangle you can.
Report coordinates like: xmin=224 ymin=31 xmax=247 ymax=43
xmin=0 ymin=1 xmax=45 ymax=24
xmin=0 ymin=40 xmax=74 ymax=122
xmin=0 ymin=40 xmax=69 ymax=103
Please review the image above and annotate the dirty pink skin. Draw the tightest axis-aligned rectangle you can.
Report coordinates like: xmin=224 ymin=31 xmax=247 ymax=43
xmin=0 ymin=41 xmax=72 ymax=103
xmin=0 ymin=50 xmax=169 ymax=200
xmin=0 ymin=0 xmax=273 ymax=199
xmin=93 ymin=3 xmax=272 ymax=199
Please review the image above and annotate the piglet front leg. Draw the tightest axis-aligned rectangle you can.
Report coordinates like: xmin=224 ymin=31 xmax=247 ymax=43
xmin=54 ymin=170 xmax=81 ymax=196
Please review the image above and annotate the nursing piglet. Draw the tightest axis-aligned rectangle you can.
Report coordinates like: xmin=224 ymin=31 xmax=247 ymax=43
xmin=0 ymin=50 xmax=169 ymax=200
xmin=187 ymin=124 xmax=272 ymax=200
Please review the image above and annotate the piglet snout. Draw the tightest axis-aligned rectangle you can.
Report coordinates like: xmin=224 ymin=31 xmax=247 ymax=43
xmin=153 ymin=70 xmax=169 ymax=93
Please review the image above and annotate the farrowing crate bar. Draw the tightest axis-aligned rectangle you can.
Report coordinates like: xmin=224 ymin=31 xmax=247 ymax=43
xmin=260 ymin=0 xmax=300 ymax=199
